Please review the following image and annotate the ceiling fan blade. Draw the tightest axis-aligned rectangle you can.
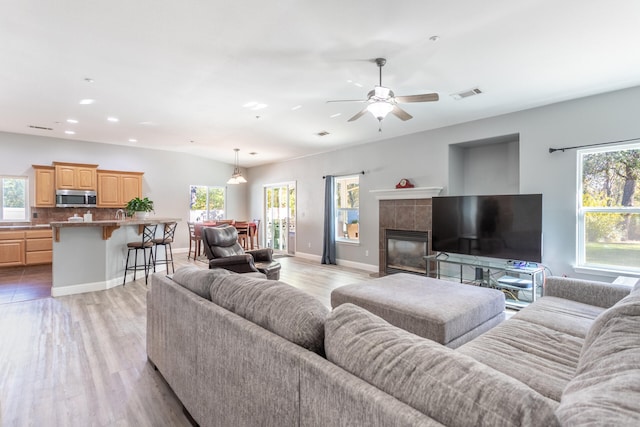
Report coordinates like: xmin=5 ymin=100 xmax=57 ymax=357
xmin=391 ymin=105 xmax=413 ymax=121
xmin=395 ymin=93 xmax=439 ymax=103
xmin=327 ymin=99 xmax=367 ymax=103
xmin=348 ymin=108 xmax=369 ymax=122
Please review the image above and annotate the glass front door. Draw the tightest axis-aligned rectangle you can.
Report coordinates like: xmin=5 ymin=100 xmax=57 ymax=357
xmin=264 ymin=182 xmax=296 ymax=255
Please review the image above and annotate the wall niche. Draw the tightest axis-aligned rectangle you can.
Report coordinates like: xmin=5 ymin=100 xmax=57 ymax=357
xmin=448 ymin=133 xmax=520 ymax=196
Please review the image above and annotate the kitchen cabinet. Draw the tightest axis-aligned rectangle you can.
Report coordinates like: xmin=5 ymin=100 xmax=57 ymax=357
xmin=97 ymin=170 xmax=143 ymax=207
xmin=54 ymin=162 xmax=98 ymax=190
xmin=33 ymin=165 xmax=56 ymax=207
xmin=25 ymin=229 xmax=53 ymax=265
xmin=0 ymin=231 xmax=26 ymax=267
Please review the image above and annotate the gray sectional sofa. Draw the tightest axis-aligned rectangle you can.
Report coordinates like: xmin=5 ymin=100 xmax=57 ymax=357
xmin=147 ymin=268 xmax=640 ymax=426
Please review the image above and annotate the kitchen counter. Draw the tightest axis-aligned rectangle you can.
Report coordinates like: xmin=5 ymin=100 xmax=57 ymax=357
xmin=0 ymin=224 xmax=52 ymax=230
xmin=50 ymin=217 xmax=180 ymax=241
xmin=51 ymin=217 xmax=181 ymax=297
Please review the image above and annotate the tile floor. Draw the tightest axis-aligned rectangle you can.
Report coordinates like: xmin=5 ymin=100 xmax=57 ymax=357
xmin=0 ymin=264 xmax=52 ymax=304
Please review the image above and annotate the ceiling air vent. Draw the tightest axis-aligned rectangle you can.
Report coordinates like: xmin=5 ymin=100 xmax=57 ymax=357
xmin=28 ymin=125 xmax=53 ymax=131
xmin=450 ymin=87 xmax=483 ymax=100
xmin=316 ymin=131 xmax=330 ymax=137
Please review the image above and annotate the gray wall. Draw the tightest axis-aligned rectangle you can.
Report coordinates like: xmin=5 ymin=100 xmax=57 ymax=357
xmin=247 ymin=85 xmax=640 ymax=281
xmin=0 ymin=132 xmax=248 ymax=250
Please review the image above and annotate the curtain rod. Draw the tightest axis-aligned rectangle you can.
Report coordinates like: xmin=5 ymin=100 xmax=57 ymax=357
xmin=549 ymin=136 xmax=640 ymax=153
xmin=322 ymin=171 xmax=365 ymax=179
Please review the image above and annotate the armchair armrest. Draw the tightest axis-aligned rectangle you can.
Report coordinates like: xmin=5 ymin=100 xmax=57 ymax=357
xmin=208 ymin=254 xmax=260 ymax=274
xmin=544 ymin=276 xmax=632 ymax=308
xmin=247 ymin=248 xmax=274 ymax=262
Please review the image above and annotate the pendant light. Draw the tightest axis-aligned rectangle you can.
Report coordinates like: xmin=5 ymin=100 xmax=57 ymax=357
xmin=227 ymin=148 xmax=247 ymax=184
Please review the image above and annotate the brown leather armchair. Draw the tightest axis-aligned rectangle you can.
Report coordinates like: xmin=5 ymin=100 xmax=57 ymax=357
xmin=201 ymin=225 xmax=281 ymax=280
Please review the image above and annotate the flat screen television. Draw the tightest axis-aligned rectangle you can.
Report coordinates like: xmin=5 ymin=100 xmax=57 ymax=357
xmin=431 ymin=194 xmax=542 ymax=262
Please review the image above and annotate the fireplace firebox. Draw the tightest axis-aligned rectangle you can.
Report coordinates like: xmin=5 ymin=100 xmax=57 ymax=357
xmin=385 ymin=229 xmax=428 ymax=275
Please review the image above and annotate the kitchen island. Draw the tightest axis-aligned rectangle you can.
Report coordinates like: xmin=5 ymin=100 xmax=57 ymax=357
xmin=50 ymin=217 xmax=180 ymax=296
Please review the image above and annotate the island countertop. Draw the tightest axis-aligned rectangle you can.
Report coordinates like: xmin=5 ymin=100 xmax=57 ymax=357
xmin=50 ymin=217 xmax=180 ymax=241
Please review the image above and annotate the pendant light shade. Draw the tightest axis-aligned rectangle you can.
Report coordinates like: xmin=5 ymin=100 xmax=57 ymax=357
xmin=227 ymin=148 xmax=247 ymax=184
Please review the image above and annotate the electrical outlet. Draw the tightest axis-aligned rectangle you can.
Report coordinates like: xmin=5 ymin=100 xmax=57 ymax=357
xmin=365 ymin=250 xmax=369 ymax=257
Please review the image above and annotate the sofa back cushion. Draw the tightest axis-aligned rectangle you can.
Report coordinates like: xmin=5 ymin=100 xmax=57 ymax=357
xmin=556 ymin=288 xmax=640 ymax=425
xmin=208 ymin=274 xmax=329 ymax=355
xmin=171 ymin=266 xmax=231 ymax=300
xmin=325 ymin=303 xmax=559 ymax=427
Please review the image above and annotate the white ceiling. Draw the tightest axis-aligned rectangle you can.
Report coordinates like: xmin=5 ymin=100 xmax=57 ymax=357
xmin=2 ymin=1 xmax=640 ymax=167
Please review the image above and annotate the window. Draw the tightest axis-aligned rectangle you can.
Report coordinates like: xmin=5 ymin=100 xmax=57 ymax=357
xmin=578 ymin=144 xmax=640 ymax=272
xmin=335 ymin=175 xmax=359 ymax=243
xmin=1 ymin=176 xmax=28 ymax=221
xmin=189 ymin=185 xmax=225 ymax=222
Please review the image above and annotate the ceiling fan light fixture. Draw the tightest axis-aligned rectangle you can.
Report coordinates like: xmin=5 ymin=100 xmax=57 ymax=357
xmin=227 ymin=148 xmax=247 ymax=185
xmin=367 ymin=101 xmax=394 ymax=120
xmin=374 ymin=86 xmax=391 ymax=99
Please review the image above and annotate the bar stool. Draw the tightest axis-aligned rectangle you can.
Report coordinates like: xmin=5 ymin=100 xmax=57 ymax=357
xmin=123 ymin=224 xmax=157 ymax=286
xmin=153 ymin=222 xmax=177 ymax=274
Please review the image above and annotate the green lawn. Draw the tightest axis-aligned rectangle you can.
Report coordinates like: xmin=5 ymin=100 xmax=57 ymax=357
xmin=586 ymin=242 xmax=640 ymax=268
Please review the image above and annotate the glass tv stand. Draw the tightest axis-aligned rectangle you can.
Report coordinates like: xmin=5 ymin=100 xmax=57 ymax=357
xmin=424 ymin=254 xmax=545 ymax=310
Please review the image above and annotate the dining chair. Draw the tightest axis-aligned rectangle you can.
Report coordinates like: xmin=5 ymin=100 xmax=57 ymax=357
xmin=187 ymin=222 xmax=200 ymax=260
xmin=251 ymin=219 xmax=261 ymax=249
xmin=235 ymin=221 xmax=249 ymax=249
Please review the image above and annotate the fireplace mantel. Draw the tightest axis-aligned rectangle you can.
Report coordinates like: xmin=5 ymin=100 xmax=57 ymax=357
xmin=370 ymin=187 xmax=443 ymax=200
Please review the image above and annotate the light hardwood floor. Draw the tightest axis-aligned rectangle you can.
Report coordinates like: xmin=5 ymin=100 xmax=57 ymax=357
xmin=0 ymin=254 xmax=374 ymax=426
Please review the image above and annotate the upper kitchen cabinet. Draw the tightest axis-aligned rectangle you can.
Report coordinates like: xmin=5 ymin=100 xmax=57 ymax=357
xmin=97 ymin=170 xmax=143 ymax=207
xmin=53 ymin=162 xmax=98 ymax=190
xmin=32 ymin=165 xmax=56 ymax=207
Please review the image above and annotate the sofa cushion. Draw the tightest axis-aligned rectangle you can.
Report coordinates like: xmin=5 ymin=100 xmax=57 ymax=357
xmin=556 ymin=291 xmax=640 ymax=425
xmin=209 ymin=274 xmax=329 ymax=355
xmin=325 ymin=303 xmax=560 ymax=427
xmin=170 ymin=266 xmax=231 ymax=300
xmin=457 ymin=296 xmax=602 ymax=402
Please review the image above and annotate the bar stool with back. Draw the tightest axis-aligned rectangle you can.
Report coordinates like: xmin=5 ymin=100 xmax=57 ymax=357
xmin=153 ymin=222 xmax=177 ymax=274
xmin=123 ymin=224 xmax=158 ymax=286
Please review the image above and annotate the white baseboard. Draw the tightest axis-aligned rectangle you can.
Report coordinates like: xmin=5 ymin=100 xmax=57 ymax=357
xmin=51 ymin=264 xmax=166 ymax=297
xmin=294 ymin=252 xmax=378 ymax=273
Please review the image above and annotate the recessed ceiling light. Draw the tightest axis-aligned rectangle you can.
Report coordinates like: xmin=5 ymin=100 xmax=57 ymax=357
xmin=330 ymin=113 xmax=342 ymax=118
xmin=291 ymin=105 xmax=302 ymax=111
xmin=354 ymin=83 xmax=363 ymax=88
xmin=128 ymin=138 xmax=137 ymax=143
xmin=249 ymin=152 xmax=258 ymax=155
xmin=66 ymin=119 xmax=78 ymax=124
xmin=429 ymin=35 xmax=440 ymax=42
xmin=65 ymin=130 xmax=75 ymax=135
xmin=79 ymin=99 xmax=95 ymax=105
xmin=84 ymin=78 xmax=94 ymax=83
xmin=107 ymin=117 xmax=119 ymax=122
xmin=243 ymin=101 xmax=267 ymax=110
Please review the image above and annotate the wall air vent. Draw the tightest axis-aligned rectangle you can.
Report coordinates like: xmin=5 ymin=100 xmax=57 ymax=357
xmin=28 ymin=125 xmax=53 ymax=131
xmin=316 ymin=131 xmax=330 ymax=137
xmin=450 ymin=87 xmax=483 ymax=100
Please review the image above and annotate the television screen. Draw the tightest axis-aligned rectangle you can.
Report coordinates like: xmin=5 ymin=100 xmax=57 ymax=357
xmin=431 ymin=194 xmax=542 ymax=262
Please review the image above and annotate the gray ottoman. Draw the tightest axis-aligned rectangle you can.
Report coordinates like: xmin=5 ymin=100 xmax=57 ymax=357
xmin=331 ymin=273 xmax=505 ymax=348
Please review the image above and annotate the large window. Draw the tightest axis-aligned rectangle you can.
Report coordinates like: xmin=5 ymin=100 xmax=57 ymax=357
xmin=335 ymin=175 xmax=359 ymax=243
xmin=1 ymin=176 xmax=28 ymax=221
xmin=578 ymin=144 xmax=640 ymax=272
xmin=189 ymin=185 xmax=225 ymax=222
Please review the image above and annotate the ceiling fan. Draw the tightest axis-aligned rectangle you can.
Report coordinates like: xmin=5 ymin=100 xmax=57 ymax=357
xmin=328 ymin=58 xmax=439 ymax=128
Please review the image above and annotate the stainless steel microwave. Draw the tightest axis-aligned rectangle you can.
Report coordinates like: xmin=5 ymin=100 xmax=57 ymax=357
xmin=55 ymin=189 xmax=97 ymax=208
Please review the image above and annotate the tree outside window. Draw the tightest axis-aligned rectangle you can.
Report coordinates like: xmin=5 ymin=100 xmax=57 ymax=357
xmin=1 ymin=176 xmax=28 ymax=221
xmin=335 ymin=175 xmax=359 ymax=243
xmin=578 ymin=144 xmax=640 ymax=271
xmin=189 ymin=185 xmax=225 ymax=222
